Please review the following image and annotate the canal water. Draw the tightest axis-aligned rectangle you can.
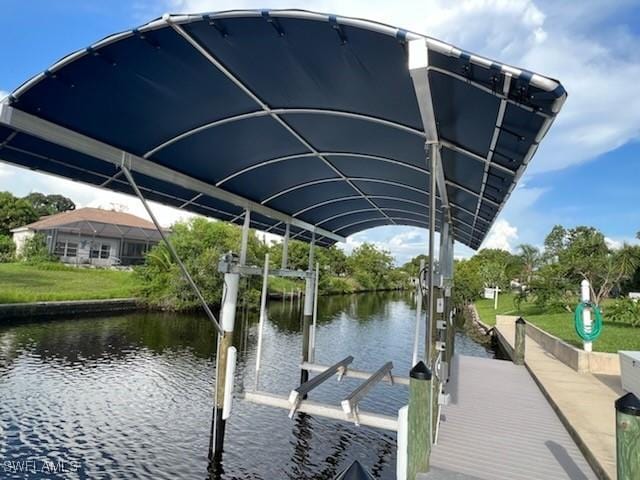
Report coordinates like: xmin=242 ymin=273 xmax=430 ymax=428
xmin=0 ymin=292 xmax=493 ymax=479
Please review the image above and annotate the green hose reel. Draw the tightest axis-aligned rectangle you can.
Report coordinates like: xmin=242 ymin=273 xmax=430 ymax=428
xmin=574 ymin=301 xmax=603 ymax=342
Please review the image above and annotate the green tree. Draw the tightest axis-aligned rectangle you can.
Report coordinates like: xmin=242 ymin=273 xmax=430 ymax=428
xmin=543 ymin=225 xmax=567 ymax=262
xmin=452 ymin=258 xmax=483 ymax=305
xmin=473 ymin=248 xmax=521 ymax=290
xmin=135 ymin=218 xmax=267 ymax=310
xmin=401 ymin=254 xmax=430 ymax=278
xmin=23 ymin=192 xmax=75 ymax=216
xmin=346 ymin=243 xmax=395 ymax=291
xmin=0 ymin=191 xmax=38 ymax=236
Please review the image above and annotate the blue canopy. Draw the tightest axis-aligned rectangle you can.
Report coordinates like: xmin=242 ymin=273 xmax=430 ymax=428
xmin=0 ymin=9 xmax=566 ymax=249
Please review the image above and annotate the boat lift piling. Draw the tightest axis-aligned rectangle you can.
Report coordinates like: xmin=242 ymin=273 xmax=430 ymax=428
xmin=301 ymin=234 xmax=316 ymax=385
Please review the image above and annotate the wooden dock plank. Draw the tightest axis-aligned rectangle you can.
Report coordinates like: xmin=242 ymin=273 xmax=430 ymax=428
xmin=429 ymin=355 xmax=597 ymax=480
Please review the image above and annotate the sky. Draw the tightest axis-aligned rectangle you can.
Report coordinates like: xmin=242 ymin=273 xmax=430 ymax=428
xmin=1 ymin=0 xmax=639 ymax=264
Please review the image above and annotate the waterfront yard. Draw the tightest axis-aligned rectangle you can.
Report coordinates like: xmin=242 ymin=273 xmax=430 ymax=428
xmin=0 ymin=263 xmax=138 ymax=303
xmin=475 ymin=293 xmax=639 ymax=353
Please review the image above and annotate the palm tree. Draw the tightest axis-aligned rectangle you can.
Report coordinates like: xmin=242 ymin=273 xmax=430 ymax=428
xmin=518 ymin=244 xmax=540 ymax=285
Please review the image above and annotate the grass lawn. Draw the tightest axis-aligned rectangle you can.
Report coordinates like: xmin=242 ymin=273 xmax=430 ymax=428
xmin=0 ymin=263 xmax=138 ymax=303
xmin=475 ymin=293 xmax=640 ymax=353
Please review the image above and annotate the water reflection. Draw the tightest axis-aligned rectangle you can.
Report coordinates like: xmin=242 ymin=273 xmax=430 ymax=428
xmin=0 ymin=292 xmax=492 ymax=479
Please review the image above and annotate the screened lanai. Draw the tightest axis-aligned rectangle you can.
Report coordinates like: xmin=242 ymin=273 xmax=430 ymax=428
xmin=0 ymin=9 xmax=566 ymax=250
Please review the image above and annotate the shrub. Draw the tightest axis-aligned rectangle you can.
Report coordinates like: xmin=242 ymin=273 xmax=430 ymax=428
xmin=0 ymin=235 xmax=15 ymax=262
xmin=607 ymin=298 xmax=640 ymax=327
xmin=20 ymin=233 xmax=57 ymax=264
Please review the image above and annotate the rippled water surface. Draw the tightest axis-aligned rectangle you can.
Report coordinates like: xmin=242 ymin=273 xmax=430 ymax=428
xmin=0 ymin=292 xmax=492 ymax=479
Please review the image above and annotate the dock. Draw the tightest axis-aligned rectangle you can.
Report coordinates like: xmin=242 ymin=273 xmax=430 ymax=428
xmin=494 ymin=319 xmax=620 ymax=479
xmin=422 ymin=354 xmax=597 ymax=479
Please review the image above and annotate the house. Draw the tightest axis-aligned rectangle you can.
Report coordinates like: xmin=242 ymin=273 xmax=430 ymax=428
xmin=11 ymin=207 xmax=166 ymax=266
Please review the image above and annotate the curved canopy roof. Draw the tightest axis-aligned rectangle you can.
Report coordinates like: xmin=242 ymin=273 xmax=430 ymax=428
xmin=0 ymin=9 xmax=566 ymax=249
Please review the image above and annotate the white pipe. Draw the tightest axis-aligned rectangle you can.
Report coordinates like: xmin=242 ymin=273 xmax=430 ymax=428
xmin=310 ymin=262 xmax=320 ymax=363
xmin=581 ymin=279 xmax=592 ymax=352
xmin=221 ymin=272 xmax=239 ymax=332
xmin=412 ymin=258 xmax=425 ymax=366
xmin=396 ymin=405 xmax=409 ymax=480
xmin=244 ymin=391 xmax=398 ymax=431
xmin=222 ymin=346 xmax=237 ymax=420
xmin=255 ymin=254 xmax=270 ymax=386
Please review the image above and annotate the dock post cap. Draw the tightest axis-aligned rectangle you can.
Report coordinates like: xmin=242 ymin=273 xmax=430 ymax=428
xmin=334 ymin=460 xmax=375 ymax=480
xmin=616 ymin=392 xmax=640 ymax=417
xmin=515 ymin=317 xmax=526 ymax=325
xmin=410 ymin=361 xmax=432 ymax=380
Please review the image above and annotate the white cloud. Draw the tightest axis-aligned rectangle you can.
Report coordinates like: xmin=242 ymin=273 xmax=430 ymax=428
xmin=481 ymin=219 xmax=519 ymax=252
xmin=605 ymin=236 xmax=622 ymax=250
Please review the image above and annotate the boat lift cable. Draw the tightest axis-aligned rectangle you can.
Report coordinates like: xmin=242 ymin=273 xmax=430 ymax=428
xmin=120 ymin=164 xmax=225 ymax=460
xmin=120 ymin=165 xmax=223 ymax=336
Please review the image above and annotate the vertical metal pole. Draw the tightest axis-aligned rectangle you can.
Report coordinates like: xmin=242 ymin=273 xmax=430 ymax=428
xmin=255 ymin=254 xmax=269 ymax=388
xmin=426 ymin=143 xmax=437 ymax=446
xmin=282 ymin=223 xmax=290 ymax=270
xmin=426 ymin=144 xmax=437 ymax=364
xmin=310 ymin=262 xmax=320 ymax=363
xmin=412 ymin=258 xmax=425 ymax=367
xmin=301 ymin=233 xmax=315 ymax=384
xmin=239 ymin=209 xmax=251 ymax=266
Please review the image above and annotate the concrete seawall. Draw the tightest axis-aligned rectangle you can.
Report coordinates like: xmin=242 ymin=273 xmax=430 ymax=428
xmin=0 ymin=298 xmax=139 ymax=321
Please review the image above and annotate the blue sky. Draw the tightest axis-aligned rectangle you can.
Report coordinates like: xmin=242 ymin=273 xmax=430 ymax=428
xmin=1 ymin=0 xmax=639 ymax=263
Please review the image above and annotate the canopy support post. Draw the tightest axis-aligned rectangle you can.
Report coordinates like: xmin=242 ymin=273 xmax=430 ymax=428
xmin=408 ymin=37 xmax=454 ymax=453
xmin=300 ymin=233 xmax=316 ymax=385
xmin=282 ymin=223 xmax=290 ymax=270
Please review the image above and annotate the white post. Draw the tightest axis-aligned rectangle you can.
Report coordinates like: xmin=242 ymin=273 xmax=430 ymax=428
xmin=397 ymin=405 xmax=409 ymax=480
xmin=412 ymin=258 xmax=425 ymax=366
xmin=222 ymin=346 xmax=237 ymax=420
xmin=221 ymin=273 xmax=240 ymax=333
xmin=255 ymin=254 xmax=270 ymax=387
xmin=310 ymin=262 xmax=320 ymax=363
xmin=581 ymin=279 xmax=593 ymax=352
xmin=494 ymin=286 xmax=499 ymax=310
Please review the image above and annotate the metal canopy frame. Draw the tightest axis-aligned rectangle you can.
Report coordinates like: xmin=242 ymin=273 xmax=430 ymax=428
xmin=0 ymin=9 xmax=566 ymax=250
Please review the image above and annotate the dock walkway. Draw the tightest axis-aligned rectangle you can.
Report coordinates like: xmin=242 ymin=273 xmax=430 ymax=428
xmin=495 ymin=322 xmax=619 ymax=479
xmin=422 ymin=354 xmax=597 ymax=480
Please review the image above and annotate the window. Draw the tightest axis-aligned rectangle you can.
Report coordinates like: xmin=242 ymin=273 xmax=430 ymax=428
xmin=54 ymin=242 xmax=66 ymax=256
xmin=90 ymin=243 xmax=111 ymax=259
xmin=66 ymin=242 xmax=77 ymax=257
xmin=54 ymin=241 xmax=78 ymax=257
